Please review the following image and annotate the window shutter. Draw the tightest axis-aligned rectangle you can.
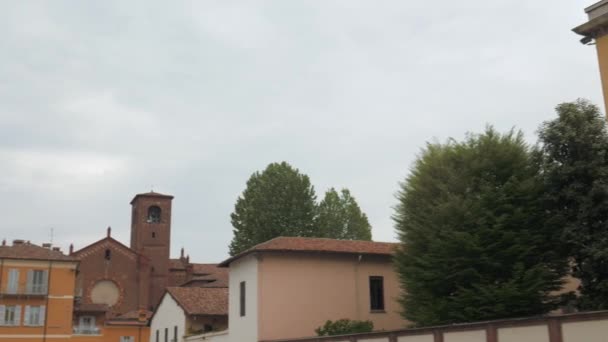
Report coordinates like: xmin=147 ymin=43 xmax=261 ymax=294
xmin=14 ymin=306 xmax=21 ymax=326
xmin=39 ymin=306 xmax=46 ymax=326
xmin=23 ymin=306 xmax=30 ymax=326
xmin=0 ymin=305 xmax=6 ymax=325
xmin=26 ymin=270 xmax=33 ymax=293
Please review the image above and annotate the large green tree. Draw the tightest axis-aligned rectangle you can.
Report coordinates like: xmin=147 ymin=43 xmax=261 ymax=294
xmin=538 ymin=99 xmax=608 ymax=310
xmin=316 ymin=188 xmax=372 ymax=240
xmin=394 ymin=128 xmax=569 ymax=326
xmin=229 ymin=162 xmax=318 ymax=255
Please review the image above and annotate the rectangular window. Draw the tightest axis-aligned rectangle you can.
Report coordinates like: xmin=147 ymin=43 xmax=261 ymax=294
xmin=7 ymin=269 xmax=19 ymax=294
xmin=165 ymin=327 xmax=168 ymax=342
xmin=120 ymin=337 xmax=134 ymax=342
xmin=174 ymin=326 xmax=178 ymax=342
xmin=239 ymin=281 xmax=246 ymax=317
xmin=24 ymin=305 xmax=45 ymax=326
xmin=156 ymin=330 xmax=159 ymax=342
xmin=0 ymin=305 xmax=21 ymax=326
xmin=369 ymin=276 xmax=385 ymax=311
xmin=26 ymin=270 xmax=48 ymax=294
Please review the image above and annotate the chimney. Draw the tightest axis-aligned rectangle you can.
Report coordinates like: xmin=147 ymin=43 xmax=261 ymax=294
xmin=52 ymin=247 xmax=61 ymax=252
xmin=180 ymin=247 xmax=184 ymax=259
xmin=186 ymin=254 xmax=190 ymax=264
xmin=138 ymin=309 xmax=147 ymax=323
xmin=13 ymin=239 xmax=24 ymax=245
xmin=107 ymin=226 xmax=112 ymax=238
xmin=42 ymin=243 xmax=52 ymax=249
xmin=69 ymin=244 xmax=74 ymax=255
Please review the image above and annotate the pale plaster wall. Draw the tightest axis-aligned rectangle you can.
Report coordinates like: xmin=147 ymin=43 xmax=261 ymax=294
xmin=443 ymin=330 xmax=485 ymax=342
xmin=397 ymin=335 xmax=434 ymax=342
xmin=184 ymin=330 xmax=230 ymax=342
xmin=562 ymin=319 xmax=608 ymax=342
xmin=150 ymin=293 xmax=186 ymax=342
xmin=359 ymin=338 xmax=389 ymax=342
xmin=227 ymin=254 xmax=258 ymax=342
xmin=498 ymin=325 xmax=548 ymax=342
xmin=597 ymin=35 xmax=608 ymax=115
xmin=257 ymin=253 xmax=405 ymax=341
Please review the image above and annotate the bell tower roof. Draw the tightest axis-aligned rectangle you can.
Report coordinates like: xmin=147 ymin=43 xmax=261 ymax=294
xmin=130 ymin=191 xmax=174 ymax=204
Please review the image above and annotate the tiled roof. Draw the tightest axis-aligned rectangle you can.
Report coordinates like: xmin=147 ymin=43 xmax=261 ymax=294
xmin=166 ymin=287 xmax=228 ymax=316
xmin=114 ymin=310 xmax=153 ymax=320
xmin=130 ymin=191 xmax=174 ymax=204
xmin=0 ymin=242 xmax=77 ymax=262
xmin=169 ymin=258 xmax=187 ymax=270
xmin=107 ymin=310 xmax=152 ymax=326
xmin=192 ymin=263 xmax=228 ymax=276
xmin=219 ymin=236 xmax=398 ymax=267
xmin=74 ymin=303 xmax=109 ymax=312
xmin=182 ymin=275 xmax=229 ymax=288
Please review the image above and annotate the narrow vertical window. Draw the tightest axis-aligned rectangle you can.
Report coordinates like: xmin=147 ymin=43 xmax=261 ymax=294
xmin=165 ymin=327 xmax=168 ymax=342
xmin=369 ymin=276 xmax=385 ymax=311
xmin=155 ymin=330 xmax=159 ymax=342
xmin=174 ymin=325 xmax=178 ymax=341
xmin=105 ymin=249 xmax=111 ymax=260
xmin=27 ymin=270 xmax=48 ymax=294
xmin=239 ymin=281 xmax=246 ymax=317
xmin=7 ymin=269 xmax=19 ymax=294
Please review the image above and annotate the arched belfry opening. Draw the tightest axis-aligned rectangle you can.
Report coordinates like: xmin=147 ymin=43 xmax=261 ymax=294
xmin=147 ymin=206 xmax=161 ymax=223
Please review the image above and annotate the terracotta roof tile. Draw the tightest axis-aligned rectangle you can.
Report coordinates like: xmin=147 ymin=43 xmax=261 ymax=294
xmin=0 ymin=242 xmax=77 ymax=262
xmin=219 ymin=236 xmax=397 ymax=267
xmin=74 ymin=303 xmax=109 ymax=312
xmin=130 ymin=191 xmax=174 ymax=204
xmin=169 ymin=258 xmax=187 ymax=270
xmin=182 ymin=275 xmax=229 ymax=288
xmin=166 ymin=287 xmax=228 ymax=316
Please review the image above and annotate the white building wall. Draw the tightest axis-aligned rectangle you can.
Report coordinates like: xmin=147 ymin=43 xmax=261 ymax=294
xmin=150 ymin=292 xmax=187 ymax=342
xmin=227 ymin=254 xmax=258 ymax=342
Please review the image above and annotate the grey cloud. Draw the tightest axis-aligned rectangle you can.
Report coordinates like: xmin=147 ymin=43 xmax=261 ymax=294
xmin=0 ymin=0 xmax=602 ymax=261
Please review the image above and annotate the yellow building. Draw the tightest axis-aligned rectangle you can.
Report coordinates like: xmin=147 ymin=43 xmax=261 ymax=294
xmin=0 ymin=239 xmax=149 ymax=342
xmin=574 ymin=0 xmax=608 ymax=114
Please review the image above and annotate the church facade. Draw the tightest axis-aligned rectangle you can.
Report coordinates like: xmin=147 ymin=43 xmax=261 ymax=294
xmin=70 ymin=192 xmax=227 ymax=321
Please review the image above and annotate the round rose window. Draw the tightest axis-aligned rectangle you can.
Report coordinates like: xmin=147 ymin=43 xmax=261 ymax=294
xmin=90 ymin=280 xmax=120 ymax=306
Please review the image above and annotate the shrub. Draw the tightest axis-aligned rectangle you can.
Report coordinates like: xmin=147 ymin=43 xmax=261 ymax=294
xmin=315 ymin=319 xmax=374 ymax=336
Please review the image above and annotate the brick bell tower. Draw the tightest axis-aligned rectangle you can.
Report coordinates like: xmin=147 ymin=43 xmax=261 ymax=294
xmin=130 ymin=191 xmax=174 ymax=310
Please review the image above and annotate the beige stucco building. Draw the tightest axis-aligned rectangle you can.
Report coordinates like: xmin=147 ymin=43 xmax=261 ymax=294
xmin=218 ymin=237 xmax=405 ymax=342
xmin=574 ymin=0 xmax=608 ymax=114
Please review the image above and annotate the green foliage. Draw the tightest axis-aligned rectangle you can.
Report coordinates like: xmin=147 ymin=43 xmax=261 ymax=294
xmin=229 ymin=162 xmax=373 ymax=255
xmin=229 ymin=162 xmax=318 ymax=255
xmin=538 ymin=99 xmax=608 ymax=310
xmin=316 ymin=188 xmax=372 ymax=241
xmin=315 ymin=319 xmax=374 ymax=336
xmin=394 ymin=127 xmax=569 ymax=326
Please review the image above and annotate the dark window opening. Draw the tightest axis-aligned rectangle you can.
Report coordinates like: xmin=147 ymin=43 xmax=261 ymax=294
xmin=164 ymin=328 xmax=168 ymax=342
xmin=370 ymin=276 xmax=385 ymax=311
xmin=174 ymin=326 xmax=178 ymax=341
xmin=155 ymin=330 xmax=159 ymax=342
xmin=204 ymin=324 xmax=213 ymax=332
xmin=240 ymin=281 xmax=246 ymax=317
xmin=148 ymin=206 xmax=161 ymax=223
xmin=152 ymin=232 xmax=156 ymax=238
xmin=104 ymin=249 xmax=111 ymax=260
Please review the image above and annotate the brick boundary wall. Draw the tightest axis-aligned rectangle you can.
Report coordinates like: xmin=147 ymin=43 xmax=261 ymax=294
xmin=261 ymin=310 xmax=608 ymax=342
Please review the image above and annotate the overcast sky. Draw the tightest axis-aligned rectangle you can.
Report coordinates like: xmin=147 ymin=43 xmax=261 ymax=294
xmin=0 ymin=0 xmax=603 ymax=263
